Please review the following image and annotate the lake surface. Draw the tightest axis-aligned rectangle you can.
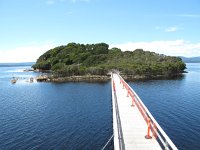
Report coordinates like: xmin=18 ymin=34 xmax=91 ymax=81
xmin=0 ymin=63 xmax=200 ymax=150
xmin=0 ymin=64 xmax=113 ymax=150
xmin=128 ymin=63 xmax=200 ymax=150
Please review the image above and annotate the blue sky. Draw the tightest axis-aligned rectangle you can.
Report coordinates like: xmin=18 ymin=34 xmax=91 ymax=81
xmin=0 ymin=0 xmax=200 ymax=62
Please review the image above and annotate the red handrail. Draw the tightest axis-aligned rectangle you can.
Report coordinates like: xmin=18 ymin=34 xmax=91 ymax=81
xmin=114 ymin=72 xmax=178 ymax=150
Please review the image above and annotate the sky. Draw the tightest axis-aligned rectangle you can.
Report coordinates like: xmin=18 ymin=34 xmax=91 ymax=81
xmin=0 ymin=0 xmax=200 ymax=62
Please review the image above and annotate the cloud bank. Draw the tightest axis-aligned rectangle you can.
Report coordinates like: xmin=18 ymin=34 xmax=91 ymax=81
xmin=0 ymin=42 xmax=55 ymax=63
xmin=110 ymin=40 xmax=200 ymax=57
xmin=1 ymin=40 xmax=200 ymax=63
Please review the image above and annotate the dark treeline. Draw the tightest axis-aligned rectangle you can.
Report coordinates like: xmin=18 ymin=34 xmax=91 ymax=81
xmin=32 ymin=42 xmax=186 ymax=77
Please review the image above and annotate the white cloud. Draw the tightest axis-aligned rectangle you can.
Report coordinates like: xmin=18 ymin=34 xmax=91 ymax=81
xmin=155 ymin=26 xmax=162 ymax=30
xmin=0 ymin=42 xmax=56 ymax=63
xmin=46 ymin=0 xmax=67 ymax=5
xmin=2 ymin=39 xmax=199 ymax=63
xmin=46 ymin=0 xmax=55 ymax=5
xmin=155 ymin=26 xmax=181 ymax=32
xmin=66 ymin=11 xmax=73 ymax=15
xmin=176 ymin=14 xmax=200 ymax=18
xmin=165 ymin=26 xmax=178 ymax=32
xmin=71 ymin=0 xmax=90 ymax=3
xmin=110 ymin=40 xmax=200 ymax=57
xmin=46 ymin=0 xmax=90 ymax=4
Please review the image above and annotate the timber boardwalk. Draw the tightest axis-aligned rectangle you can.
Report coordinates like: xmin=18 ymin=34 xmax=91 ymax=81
xmin=111 ymin=72 xmax=178 ymax=150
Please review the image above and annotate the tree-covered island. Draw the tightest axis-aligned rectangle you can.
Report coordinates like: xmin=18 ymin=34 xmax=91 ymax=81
xmin=32 ymin=42 xmax=186 ymax=82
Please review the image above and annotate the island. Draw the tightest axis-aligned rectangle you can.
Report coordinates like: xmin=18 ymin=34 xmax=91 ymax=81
xmin=32 ymin=42 xmax=186 ymax=82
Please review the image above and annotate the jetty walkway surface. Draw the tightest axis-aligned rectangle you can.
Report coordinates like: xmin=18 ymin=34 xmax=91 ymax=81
xmin=111 ymin=72 xmax=178 ymax=150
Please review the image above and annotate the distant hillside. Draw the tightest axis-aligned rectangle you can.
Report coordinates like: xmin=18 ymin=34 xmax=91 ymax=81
xmin=32 ymin=42 xmax=186 ymax=78
xmin=179 ymin=57 xmax=200 ymax=63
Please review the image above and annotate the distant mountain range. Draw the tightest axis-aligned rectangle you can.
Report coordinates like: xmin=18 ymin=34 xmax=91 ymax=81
xmin=179 ymin=56 xmax=200 ymax=63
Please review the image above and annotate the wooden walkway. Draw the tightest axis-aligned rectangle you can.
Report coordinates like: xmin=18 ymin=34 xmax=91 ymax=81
xmin=111 ymin=72 xmax=178 ymax=150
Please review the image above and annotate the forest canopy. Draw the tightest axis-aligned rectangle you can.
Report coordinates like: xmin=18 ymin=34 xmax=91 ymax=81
xmin=32 ymin=42 xmax=186 ymax=77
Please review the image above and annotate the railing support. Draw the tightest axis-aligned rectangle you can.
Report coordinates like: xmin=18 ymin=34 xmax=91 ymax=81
xmin=145 ymin=118 xmax=152 ymax=139
xmin=131 ymin=96 xmax=135 ymax=107
xmin=126 ymin=90 xmax=129 ymax=97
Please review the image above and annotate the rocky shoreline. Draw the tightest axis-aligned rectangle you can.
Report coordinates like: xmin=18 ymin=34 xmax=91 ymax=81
xmin=36 ymin=75 xmax=111 ymax=82
xmin=35 ymin=73 xmax=185 ymax=83
xmin=121 ymin=73 xmax=185 ymax=81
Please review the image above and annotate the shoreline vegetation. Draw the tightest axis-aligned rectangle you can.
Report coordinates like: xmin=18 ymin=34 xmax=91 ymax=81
xmin=32 ymin=42 xmax=186 ymax=82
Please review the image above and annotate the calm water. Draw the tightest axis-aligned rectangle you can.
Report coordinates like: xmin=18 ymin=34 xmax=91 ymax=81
xmin=129 ymin=63 xmax=200 ymax=150
xmin=0 ymin=63 xmax=200 ymax=150
xmin=0 ymin=64 xmax=113 ymax=150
